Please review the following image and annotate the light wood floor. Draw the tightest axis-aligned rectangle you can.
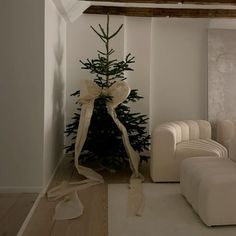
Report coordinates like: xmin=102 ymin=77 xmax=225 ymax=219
xmin=0 ymin=193 xmax=37 ymax=236
xmin=22 ymin=157 xmax=151 ymax=236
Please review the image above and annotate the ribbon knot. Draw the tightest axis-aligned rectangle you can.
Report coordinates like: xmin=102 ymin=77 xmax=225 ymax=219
xmin=78 ymin=80 xmax=130 ymax=108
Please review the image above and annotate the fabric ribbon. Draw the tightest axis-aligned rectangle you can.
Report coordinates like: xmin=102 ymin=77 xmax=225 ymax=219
xmin=47 ymin=80 xmax=144 ymax=220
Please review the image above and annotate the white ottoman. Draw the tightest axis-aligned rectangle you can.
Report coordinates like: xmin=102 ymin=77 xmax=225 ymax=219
xmin=180 ymin=156 xmax=236 ymax=226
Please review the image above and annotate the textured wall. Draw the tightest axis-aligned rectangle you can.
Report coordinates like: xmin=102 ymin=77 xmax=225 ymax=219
xmin=208 ymin=29 xmax=236 ymax=123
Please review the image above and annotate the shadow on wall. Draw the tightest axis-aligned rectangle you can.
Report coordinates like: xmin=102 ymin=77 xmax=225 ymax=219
xmin=52 ymin=14 xmax=65 ymax=161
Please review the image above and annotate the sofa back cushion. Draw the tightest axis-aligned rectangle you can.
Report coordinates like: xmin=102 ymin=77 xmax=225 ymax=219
xmin=217 ymin=120 xmax=236 ymax=161
xmin=196 ymin=120 xmax=212 ymax=139
xmin=217 ymin=120 xmax=236 ymax=146
xmin=160 ymin=120 xmax=212 ymax=144
xmin=184 ymin=120 xmax=200 ymax=140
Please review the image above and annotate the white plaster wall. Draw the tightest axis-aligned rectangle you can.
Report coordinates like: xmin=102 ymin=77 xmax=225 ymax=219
xmin=44 ymin=0 xmax=66 ymax=187
xmin=150 ymin=18 xmax=209 ymax=130
xmin=66 ymin=14 xmax=124 ymax=145
xmin=124 ymin=17 xmax=152 ymax=132
xmin=0 ymin=0 xmax=45 ymax=191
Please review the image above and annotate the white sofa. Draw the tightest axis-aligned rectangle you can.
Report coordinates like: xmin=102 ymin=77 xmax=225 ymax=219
xmin=150 ymin=120 xmax=228 ymax=182
xmin=180 ymin=120 xmax=236 ymax=226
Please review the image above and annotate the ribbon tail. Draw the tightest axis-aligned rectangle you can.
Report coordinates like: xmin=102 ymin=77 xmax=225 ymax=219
xmin=107 ymin=106 xmax=144 ymax=216
xmin=54 ymin=191 xmax=84 ymax=220
xmin=74 ymin=101 xmax=93 ymax=167
xmin=48 ymin=94 xmax=104 ymax=220
xmin=74 ymin=100 xmax=104 ymax=182
xmin=128 ymin=177 xmax=144 ymax=217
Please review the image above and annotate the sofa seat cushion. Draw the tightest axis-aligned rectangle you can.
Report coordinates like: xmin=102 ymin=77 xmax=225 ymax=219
xmin=180 ymin=157 xmax=233 ymax=213
xmin=176 ymin=139 xmax=228 ymax=161
xmin=180 ymin=156 xmax=236 ymax=226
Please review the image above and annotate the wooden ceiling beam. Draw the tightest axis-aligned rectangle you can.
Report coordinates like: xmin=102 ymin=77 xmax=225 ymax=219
xmin=86 ymin=0 xmax=236 ymax=5
xmin=84 ymin=6 xmax=236 ymax=17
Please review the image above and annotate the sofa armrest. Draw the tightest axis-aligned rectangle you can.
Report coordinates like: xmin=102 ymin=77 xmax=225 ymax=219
xmin=150 ymin=125 xmax=177 ymax=181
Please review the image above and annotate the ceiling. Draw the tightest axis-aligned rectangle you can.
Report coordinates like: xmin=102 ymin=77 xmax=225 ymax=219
xmin=87 ymin=0 xmax=236 ymax=4
xmin=85 ymin=0 xmax=236 ymax=18
xmin=53 ymin=0 xmax=236 ymax=22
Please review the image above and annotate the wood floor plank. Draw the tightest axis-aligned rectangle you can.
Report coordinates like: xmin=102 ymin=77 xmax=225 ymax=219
xmin=50 ymin=165 xmax=107 ymax=236
xmin=0 ymin=193 xmax=37 ymax=236
xmin=24 ymin=185 xmax=107 ymax=236
xmin=22 ymin=157 xmax=150 ymax=236
xmin=0 ymin=193 xmax=21 ymax=221
xmin=50 ymin=184 xmax=107 ymax=236
xmin=50 ymin=220 xmax=74 ymax=236
xmin=22 ymin=197 xmax=57 ymax=236
xmin=102 ymin=161 xmax=151 ymax=183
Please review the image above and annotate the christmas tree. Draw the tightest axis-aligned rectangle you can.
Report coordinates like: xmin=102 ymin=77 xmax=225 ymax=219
xmin=65 ymin=15 xmax=150 ymax=171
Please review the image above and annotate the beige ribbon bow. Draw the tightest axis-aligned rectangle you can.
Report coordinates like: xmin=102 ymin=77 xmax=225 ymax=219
xmin=47 ymin=80 xmax=144 ymax=220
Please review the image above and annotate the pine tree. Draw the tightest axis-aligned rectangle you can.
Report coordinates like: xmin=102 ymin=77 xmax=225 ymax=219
xmin=65 ymin=15 xmax=150 ymax=171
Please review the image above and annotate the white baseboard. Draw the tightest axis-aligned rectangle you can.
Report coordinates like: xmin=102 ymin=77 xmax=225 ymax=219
xmin=16 ymin=155 xmax=65 ymax=236
xmin=0 ymin=186 xmax=42 ymax=193
xmin=42 ymin=155 xmax=65 ymax=194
